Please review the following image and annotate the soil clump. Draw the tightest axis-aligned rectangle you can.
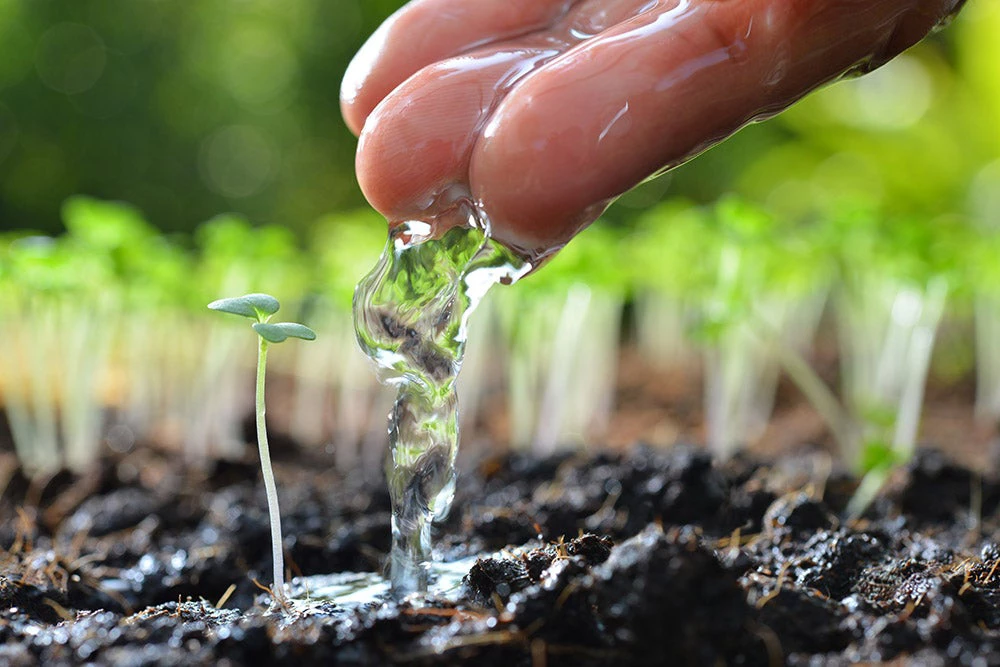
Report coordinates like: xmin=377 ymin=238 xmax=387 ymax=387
xmin=2 ymin=443 xmax=1000 ymax=665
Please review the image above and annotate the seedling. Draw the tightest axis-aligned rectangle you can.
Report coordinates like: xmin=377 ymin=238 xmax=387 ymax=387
xmin=628 ymin=198 xmax=831 ymax=459
xmin=208 ymin=292 xmax=316 ymax=608
xmin=495 ymin=222 xmax=626 ymax=452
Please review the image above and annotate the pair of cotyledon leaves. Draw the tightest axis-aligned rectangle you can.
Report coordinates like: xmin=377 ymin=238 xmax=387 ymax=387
xmin=208 ymin=293 xmax=316 ymax=343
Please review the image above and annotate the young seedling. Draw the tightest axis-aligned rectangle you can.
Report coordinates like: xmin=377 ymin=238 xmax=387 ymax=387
xmin=208 ymin=292 xmax=316 ymax=609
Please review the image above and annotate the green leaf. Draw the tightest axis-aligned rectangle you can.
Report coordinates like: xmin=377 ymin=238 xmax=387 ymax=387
xmin=252 ymin=322 xmax=317 ymax=343
xmin=62 ymin=196 xmax=156 ymax=250
xmin=859 ymin=440 xmax=906 ymax=474
xmin=208 ymin=293 xmax=280 ymax=319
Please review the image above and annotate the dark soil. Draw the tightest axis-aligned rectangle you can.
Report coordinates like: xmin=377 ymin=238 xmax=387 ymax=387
xmin=3 ymin=443 xmax=1000 ymax=666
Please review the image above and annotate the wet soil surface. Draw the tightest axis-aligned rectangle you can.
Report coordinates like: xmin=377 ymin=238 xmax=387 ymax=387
xmin=3 ymin=444 xmax=1000 ymax=665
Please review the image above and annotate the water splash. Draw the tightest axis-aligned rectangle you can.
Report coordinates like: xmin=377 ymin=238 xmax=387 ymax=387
xmin=283 ymin=556 xmax=480 ymax=616
xmin=354 ymin=210 xmax=530 ymax=596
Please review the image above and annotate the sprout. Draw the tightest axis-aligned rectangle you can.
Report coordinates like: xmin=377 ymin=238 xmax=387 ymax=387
xmin=496 ymin=222 xmax=628 ymax=453
xmin=208 ymin=292 xmax=316 ymax=609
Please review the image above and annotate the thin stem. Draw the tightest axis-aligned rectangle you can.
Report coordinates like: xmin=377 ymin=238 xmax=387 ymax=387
xmin=845 ymin=466 xmax=889 ymax=520
xmin=751 ymin=310 xmax=859 ymax=464
xmin=770 ymin=333 xmax=858 ymax=461
xmin=892 ymin=279 xmax=948 ymax=459
xmin=256 ymin=337 xmax=286 ymax=607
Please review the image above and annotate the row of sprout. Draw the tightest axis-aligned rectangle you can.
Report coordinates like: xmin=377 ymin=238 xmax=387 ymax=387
xmin=1 ymin=193 xmax=999 ymax=493
xmin=0 ymin=197 xmax=385 ymax=475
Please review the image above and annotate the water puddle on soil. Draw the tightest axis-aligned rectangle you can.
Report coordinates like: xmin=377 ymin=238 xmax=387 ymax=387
xmin=284 ymin=557 xmax=480 ymax=616
xmin=353 ymin=209 xmax=532 ymax=596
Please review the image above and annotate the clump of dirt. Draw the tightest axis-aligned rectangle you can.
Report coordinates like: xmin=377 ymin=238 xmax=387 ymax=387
xmin=3 ymin=443 xmax=1000 ymax=665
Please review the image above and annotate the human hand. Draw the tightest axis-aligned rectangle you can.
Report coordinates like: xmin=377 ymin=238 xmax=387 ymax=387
xmin=342 ymin=0 xmax=964 ymax=260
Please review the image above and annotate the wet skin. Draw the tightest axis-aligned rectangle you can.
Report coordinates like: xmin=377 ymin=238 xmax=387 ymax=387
xmin=342 ymin=0 xmax=965 ymax=261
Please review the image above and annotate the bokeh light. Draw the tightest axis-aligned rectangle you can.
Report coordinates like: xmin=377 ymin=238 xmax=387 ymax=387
xmin=35 ymin=22 xmax=107 ymax=95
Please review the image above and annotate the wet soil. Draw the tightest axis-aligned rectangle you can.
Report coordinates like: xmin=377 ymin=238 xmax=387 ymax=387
xmin=2 ymin=443 xmax=1000 ymax=665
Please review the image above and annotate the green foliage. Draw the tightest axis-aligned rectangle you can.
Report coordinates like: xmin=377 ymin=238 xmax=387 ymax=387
xmin=522 ymin=223 xmax=630 ymax=296
xmin=859 ymin=440 xmax=909 ymax=475
xmin=625 ymin=195 xmax=833 ymax=343
xmin=208 ymin=292 xmax=315 ymax=346
xmin=253 ymin=321 xmax=316 ymax=343
xmin=2 ymin=0 xmax=994 ymax=249
xmin=312 ymin=208 xmax=390 ymax=309
xmin=62 ymin=196 xmax=155 ymax=250
xmin=208 ymin=293 xmax=280 ymax=320
xmin=195 ymin=215 xmax=310 ymax=303
xmin=965 ymin=225 xmax=1000 ymax=298
xmin=0 ymin=0 xmax=409 ymax=235
xmin=626 ymin=200 xmax=714 ymax=295
xmin=0 ymin=198 xmax=392 ymax=331
xmin=823 ymin=200 xmax=967 ymax=290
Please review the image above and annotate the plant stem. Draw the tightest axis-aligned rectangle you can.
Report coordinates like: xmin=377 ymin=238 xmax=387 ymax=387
xmin=845 ymin=466 xmax=889 ymax=520
xmin=256 ymin=337 xmax=286 ymax=607
xmin=892 ymin=279 xmax=948 ymax=459
xmin=751 ymin=310 xmax=859 ymax=463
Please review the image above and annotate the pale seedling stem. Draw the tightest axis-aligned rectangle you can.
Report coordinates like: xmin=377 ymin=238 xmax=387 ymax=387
xmin=255 ymin=333 xmax=284 ymax=606
xmin=207 ymin=293 xmax=316 ymax=611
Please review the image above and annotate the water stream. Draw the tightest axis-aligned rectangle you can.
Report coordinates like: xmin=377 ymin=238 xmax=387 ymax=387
xmin=353 ymin=207 xmax=531 ymax=596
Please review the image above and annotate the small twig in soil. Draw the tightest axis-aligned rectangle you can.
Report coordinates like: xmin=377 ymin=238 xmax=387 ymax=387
xmin=41 ymin=469 xmax=103 ymax=530
xmin=985 ymin=558 xmax=1000 ymax=585
xmin=899 ymin=599 xmax=920 ymax=622
xmin=43 ymin=597 xmax=74 ymax=622
xmin=521 ymin=617 xmax=547 ymax=637
xmin=810 ymin=451 xmax=834 ymax=501
xmin=68 ymin=524 xmax=91 ymax=560
xmin=755 ymin=561 xmax=793 ymax=609
xmin=11 ymin=506 xmax=34 ymax=553
xmin=215 ymin=584 xmax=237 ymax=609
xmin=715 ymin=527 xmax=760 ymax=550
xmin=73 ymin=573 xmax=135 ymax=616
xmin=959 ymin=568 xmax=973 ymax=597
xmin=554 ymin=581 xmax=580 ymax=610
xmin=747 ymin=620 xmax=784 ymax=667
xmin=397 ymin=608 xmax=493 ymax=632
xmin=286 ymin=553 xmax=304 ymax=579
xmin=24 ymin=472 xmax=54 ymax=512
xmin=250 ymin=578 xmax=293 ymax=613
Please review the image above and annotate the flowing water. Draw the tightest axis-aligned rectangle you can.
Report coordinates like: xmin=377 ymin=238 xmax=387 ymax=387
xmin=353 ymin=208 xmax=531 ymax=596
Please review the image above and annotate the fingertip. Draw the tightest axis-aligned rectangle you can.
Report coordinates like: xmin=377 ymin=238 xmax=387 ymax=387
xmin=341 ymin=98 xmax=365 ymax=137
xmin=355 ymin=52 xmax=539 ymax=222
xmin=340 ymin=16 xmax=400 ymax=137
xmin=340 ymin=0 xmax=575 ymax=137
xmin=354 ymin=100 xmax=448 ymax=220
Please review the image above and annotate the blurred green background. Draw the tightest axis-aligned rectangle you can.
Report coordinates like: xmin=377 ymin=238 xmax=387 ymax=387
xmin=1 ymin=0 xmax=997 ymax=237
xmin=0 ymin=0 xmax=405 ymax=235
xmin=2 ymin=0 xmax=1000 ymax=475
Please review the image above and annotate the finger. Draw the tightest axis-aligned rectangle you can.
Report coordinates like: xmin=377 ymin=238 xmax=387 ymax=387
xmin=355 ymin=46 xmax=559 ymax=221
xmin=352 ymin=0 xmax=662 ymax=219
xmin=341 ymin=0 xmax=577 ymax=135
xmin=557 ymin=0 xmax=668 ymax=40
xmin=470 ymin=0 xmax=964 ymax=257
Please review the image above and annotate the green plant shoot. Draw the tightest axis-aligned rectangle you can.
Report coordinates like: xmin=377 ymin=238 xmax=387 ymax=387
xmin=208 ymin=293 xmax=316 ymax=608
